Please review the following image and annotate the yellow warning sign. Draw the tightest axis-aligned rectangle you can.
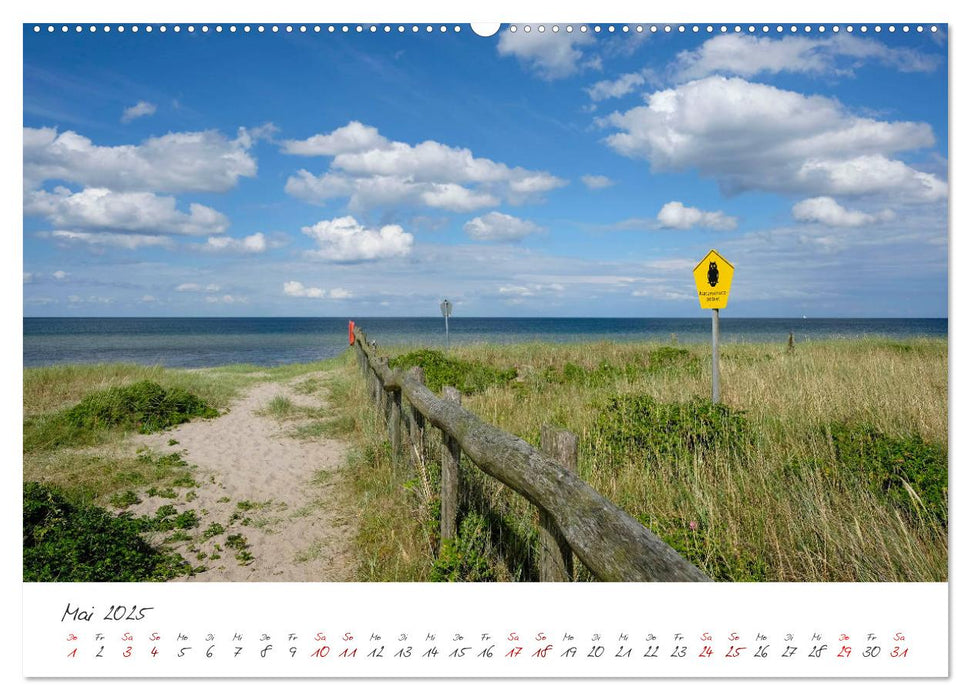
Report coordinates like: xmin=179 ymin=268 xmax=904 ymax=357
xmin=693 ymin=250 xmax=734 ymax=309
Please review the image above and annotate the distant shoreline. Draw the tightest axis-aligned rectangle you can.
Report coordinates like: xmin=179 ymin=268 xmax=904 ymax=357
xmin=23 ymin=335 xmax=948 ymax=373
xmin=23 ymin=317 xmax=947 ymax=369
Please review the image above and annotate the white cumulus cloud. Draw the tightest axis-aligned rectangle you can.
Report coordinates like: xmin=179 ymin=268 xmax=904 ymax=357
xmin=463 ymin=212 xmax=543 ymax=242
xmin=121 ymin=101 xmax=157 ymax=123
xmin=419 ymin=183 xmax=500 ymax=212
xmin=792 ymin=196 xmax=895 ymax=227
xmin=283 ymin=123 xmax=566 ymax=212
xmin=281 ymin=121 xmax=388 ymax=156
xmin=497 ymin=29 xmax=596 ymax=80
xmin=656 ymin=201 xmax=738 ymax=231
xmin=602 ymin=76 xmax=945 ymax=202
xmin=24 ymin=126 xmax=258 ymax=193
xmin=673 ymin=33 xmax=941 ymax=82
xmin=302 ymin=216 xmax=414 ymax=262
xmin=25 ymin=187 xmax=230 ymax=236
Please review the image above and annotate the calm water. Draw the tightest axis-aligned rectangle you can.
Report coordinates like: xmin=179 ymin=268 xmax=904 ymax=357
xmin=23 ymin=317 xmax=948 ymax=369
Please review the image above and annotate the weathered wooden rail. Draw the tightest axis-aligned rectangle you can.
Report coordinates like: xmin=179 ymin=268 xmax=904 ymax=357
xmin=351 ymin=325 xmax=710 ymax=582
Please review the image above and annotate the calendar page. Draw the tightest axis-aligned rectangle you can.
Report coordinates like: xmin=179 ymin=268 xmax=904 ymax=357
xmin=14 ymin=0 xmax=956 ymax=689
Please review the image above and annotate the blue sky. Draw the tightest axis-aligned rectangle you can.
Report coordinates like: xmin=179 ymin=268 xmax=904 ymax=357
xmin=22 ymin=23 xmax=948 ymax=317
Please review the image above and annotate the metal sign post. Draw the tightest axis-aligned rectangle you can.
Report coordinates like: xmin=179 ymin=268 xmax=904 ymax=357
xmin=693 ymin=250 xmax=734 ymax=404
xmin=440 ymin=298 xmax=452 ymax=351
xmin=711 ymin=309 xmax=720 ymax=403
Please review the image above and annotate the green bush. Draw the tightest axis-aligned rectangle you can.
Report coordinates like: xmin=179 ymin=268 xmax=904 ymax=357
xmin=65 ymin=380 xmax=218 ymax=434
xmin=595 ymin=394 xmax=750 ymax=466
xmin=108 ymin=490 xmax=141 ymax=509
xmin=173 ymin=510 xmax=200 ymax=530
xmin=25 ymin=382 xmax=218 ymax=452
xmin=23 ymin=482 xmax=191 ymax=582
xmin=430 ymin=512 xmax=497 ymax=582
xmin=829 ymin=423 xmax=947 ymax=524
xmin=389 ymin=349 xmax=516 ymax=394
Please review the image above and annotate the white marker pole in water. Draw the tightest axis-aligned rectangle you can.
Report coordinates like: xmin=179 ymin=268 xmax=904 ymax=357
xmin=711 ymin=308 xmax=720 ymax=403
xmin=440 ymin=299 xmax=452 ymax=351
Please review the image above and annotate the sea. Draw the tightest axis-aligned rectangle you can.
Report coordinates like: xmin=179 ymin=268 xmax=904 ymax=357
xmin=22 ymin=317 xmax=948 ymax=369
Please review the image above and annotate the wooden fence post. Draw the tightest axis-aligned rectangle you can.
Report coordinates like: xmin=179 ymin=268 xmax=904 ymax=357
xmin=378 ymin=358 xmax=390 ymax=418
xmin=389 ymin=387 xmax=403 ymax=462
xmin=407 ymin=367 xmax=427 ymax=467
xmin=371 ymin=366 xmax=381 ymax=407
xmin=440 ymin=386 xmax=462 ymax=542
xmin=538 ymin=425 xmax=578 ymax=582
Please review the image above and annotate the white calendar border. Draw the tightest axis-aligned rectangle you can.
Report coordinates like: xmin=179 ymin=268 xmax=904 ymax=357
xmin=22 ymin=582 xmax=948 ymax=678
xmin=5 ymin=0 xmax=963 ymax=694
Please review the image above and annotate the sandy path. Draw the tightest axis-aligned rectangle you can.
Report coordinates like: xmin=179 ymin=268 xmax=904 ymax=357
xmin=130 ymin=372 xmax=358 ymax=581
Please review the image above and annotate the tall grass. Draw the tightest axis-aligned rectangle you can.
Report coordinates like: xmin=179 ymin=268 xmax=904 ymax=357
xmin=336 ymin=337 xmax=947 ymax=582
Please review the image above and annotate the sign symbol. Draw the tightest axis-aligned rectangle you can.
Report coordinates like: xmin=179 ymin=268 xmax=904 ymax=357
xmin=692 ymin=250 xmax=734 ymax=310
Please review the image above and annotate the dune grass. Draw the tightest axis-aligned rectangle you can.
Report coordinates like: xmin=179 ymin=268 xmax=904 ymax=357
xmin=333 ymin=336 xmax=947 ymax=583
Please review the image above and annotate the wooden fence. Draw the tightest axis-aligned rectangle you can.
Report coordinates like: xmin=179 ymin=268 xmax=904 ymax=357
xmin=351 ymin=325 xmax=710 ymax=583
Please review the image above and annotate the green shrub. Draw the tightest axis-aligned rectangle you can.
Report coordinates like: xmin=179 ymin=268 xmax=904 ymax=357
xmin=25 ymin=382 xmax=218 ymax=451
xmin=225 ymin=533 xmax=249 ymax=550
xmin=595 ymin=395 xmax=750 ymax=466
xmin=829 ymin=423 xmax=947 ymax=524
xmin=174 ymin=510 xmax=200 ymax=530
xmin=23 ymin=482 xmax=190 ymax=582
xmin=151 ymin=504 xmax=179 ymax=530
xmin=201 ymin=522 xmax=225 ymax=540
xmin=109 ymin=490 xmax=141 ymax=509
xmin=430 ymin=512 xmax=497 ymax=582
xmin=64 ymin=381 xmax=218 ymax=434
xmin=641 ymin=515 xmax=769 ymax=582
xmin=389 ymin=350 xmax=516 ymax=394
